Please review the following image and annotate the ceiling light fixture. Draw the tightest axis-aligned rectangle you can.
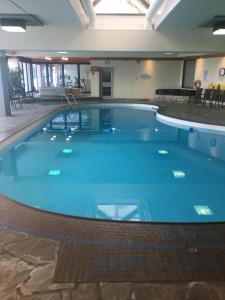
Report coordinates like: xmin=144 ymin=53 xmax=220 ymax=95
xmin=58 ymin=51 xmax=68 ymax=54
xmin=1 ymin=18 xmax=26 ymax=32
xmin=44 ymin=56 xmax=52 ymax=61
xmin=213 ymin=22 xmax=225 ymax=35
xmin=165 ymin=52 xmax=174 ymax=55
xmin=62 ymin=57 xmax=69 ymax=61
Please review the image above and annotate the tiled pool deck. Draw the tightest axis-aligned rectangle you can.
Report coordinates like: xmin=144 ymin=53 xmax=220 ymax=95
xmin=1 ymin=100 xmax=225 ymax=299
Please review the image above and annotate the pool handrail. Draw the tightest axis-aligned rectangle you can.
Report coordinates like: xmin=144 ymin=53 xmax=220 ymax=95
xmin=63 ymin=93 xmax=78 ymax=107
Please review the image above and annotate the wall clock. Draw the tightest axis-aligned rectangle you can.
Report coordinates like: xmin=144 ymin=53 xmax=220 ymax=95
xmin=219 ymin=68 xmax=225 ymax=76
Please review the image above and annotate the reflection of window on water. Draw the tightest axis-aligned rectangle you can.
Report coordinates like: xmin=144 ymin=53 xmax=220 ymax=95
xmin=48 ymin=112 xmax=79 ymax=130
xmin=47 ymin=110 xmax=93 ymax=131
xmin=67 ymin=112 xmax=79 ymax=123
xmin=100 ymin=109 xmax=112 ymax=130
xmin=80 ymin=110 xmax=92 ymax=130
xmin=97 ymin=204 xmax=140 ymax=221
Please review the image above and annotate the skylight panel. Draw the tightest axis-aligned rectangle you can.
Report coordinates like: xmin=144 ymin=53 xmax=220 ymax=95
xmin=92 ymin=0 xmax=149 ymax=15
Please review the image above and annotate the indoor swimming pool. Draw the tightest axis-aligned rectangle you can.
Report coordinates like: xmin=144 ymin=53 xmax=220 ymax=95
xmin=0 ymin=104 xmax=225 ymax=223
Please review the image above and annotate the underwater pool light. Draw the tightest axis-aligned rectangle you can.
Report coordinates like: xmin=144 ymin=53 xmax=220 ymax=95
xmin=158 ymin=150 xmax=168 ymax=155
xmin=48 ymin=169 xmax=61 ymax=176
xmin=50 ymin=137 xmax=55 ymax=141
xmin=71 ymin=127 xmax=78 ymax=132
xmin=173 ymin=170 xmax=186 ymax=178
xmin=43 ymin=127 xmax=48 ymax=132
xmin=194 ymin=205 xmax=213 ymax=216
xmin=62 ymin=148 xmax=73 ymax=154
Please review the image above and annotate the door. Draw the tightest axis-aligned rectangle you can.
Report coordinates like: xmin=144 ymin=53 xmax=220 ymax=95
xmin=182 ymin=60 xmax=196 ymax=88
xmin=101 ymin=67 xmax=113 ymax=99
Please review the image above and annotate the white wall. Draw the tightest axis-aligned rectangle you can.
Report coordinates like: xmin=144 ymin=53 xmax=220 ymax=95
xmin=91 ymin=59 xmax=183 ymax=99
xmin=1 ymin=27 xmax=225 ymax=54
xmin=90 ymin=72 xmax=100 ymax=97
xmin=195 ymin=57 xmax=225 ymax=88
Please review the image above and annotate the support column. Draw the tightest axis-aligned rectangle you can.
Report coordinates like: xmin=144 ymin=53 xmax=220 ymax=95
xmin=0 ymin=51 xmax=11 ymax=116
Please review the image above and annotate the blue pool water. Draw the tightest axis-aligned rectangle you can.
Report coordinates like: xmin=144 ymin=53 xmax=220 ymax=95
xmin=1 ymin=104 xmax=225 ymax=223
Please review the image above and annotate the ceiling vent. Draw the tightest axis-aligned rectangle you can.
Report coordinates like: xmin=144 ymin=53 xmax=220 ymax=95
xmin=0 ymin=14 xmax=43 ymax=32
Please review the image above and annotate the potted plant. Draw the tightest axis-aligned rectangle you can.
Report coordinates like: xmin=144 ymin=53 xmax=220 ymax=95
xmin=8 ymin=68 xmax=25 ymax=101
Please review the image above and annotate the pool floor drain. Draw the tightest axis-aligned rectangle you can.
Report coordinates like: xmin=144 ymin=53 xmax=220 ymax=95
xmin=186 ymin=245 xmax=199 ymax=254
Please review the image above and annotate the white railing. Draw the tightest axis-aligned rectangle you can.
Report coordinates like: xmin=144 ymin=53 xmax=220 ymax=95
xmin=67 ymin=93 xmax=78 ymax=105
xmin=62 ymin=93 xmax=78 ymax=107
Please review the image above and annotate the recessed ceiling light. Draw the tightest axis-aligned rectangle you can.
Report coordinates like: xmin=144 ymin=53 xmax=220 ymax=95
xmin=165 ymin=52 xmax=174 ymax=55
xmin=44 ymin=56 xmax=52 ymax=61
xmin=213 ymin=22 xmax=225 ymax=35
xmin=213 ymin=29 xmax=225 ymax=35
xmin=58 ymin=51 xmax=69 ymax=54
xmin=1 ymin=19 xmax=26 ymax=32
xmin=62 ymin=57 xmax=69 ymax=61
xmin=194 ymin=205 xmax=213 ymax=216
xmin=2 ymin=26 xmax=26 ymax=32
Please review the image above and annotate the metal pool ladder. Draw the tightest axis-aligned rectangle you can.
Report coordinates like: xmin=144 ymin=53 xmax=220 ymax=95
xmin=63 ymin=93 xmax=78 ymax=107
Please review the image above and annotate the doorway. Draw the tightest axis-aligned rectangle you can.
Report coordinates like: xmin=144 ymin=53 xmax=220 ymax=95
xmin=100 ymin=67 xmax=113 ymax=99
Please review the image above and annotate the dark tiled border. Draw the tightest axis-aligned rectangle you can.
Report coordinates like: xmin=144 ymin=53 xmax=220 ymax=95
xmin=1 ymin=193 xmax=225 ymax=282
xmin=1 ymin=193 xmax=225 ymax=246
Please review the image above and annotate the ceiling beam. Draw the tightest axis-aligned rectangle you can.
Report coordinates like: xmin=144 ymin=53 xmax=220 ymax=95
xmin=68 ymin=0 xmax=89 ymax=28
xmin=153 ymin=0 xmax=183 ymax=30
xmin=93 ymin=0 xmax=101 ymax=7
xmin=137 ymin=0 xmax=150 ymax=9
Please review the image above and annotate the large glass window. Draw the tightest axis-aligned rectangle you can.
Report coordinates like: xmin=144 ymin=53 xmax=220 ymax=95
xmin=80 ymin=64 xmax=91 ymax=92
xmin=8 ymin=58 xmax=19 ymax=71
xmin=21 ymin=62 xmax=33 ymax=92
xmin=40 ymin=64 xmax=47 ymax=87
xmin=22 ymin=62 xmax=28 ymax=92
xmin=48 ymin=64 xmax=63 ymax=87
xmin=32 ymin=64 xmax=38 ymax=91
xmin=64 ymin=64 xmax=79 ymax=87
xmin=26 ymin=63 xmax=32 ymax=92
xmin=19 ymin=61 xmax=90 ymax=92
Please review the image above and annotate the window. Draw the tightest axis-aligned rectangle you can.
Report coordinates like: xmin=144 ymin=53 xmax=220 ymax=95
xmin=48 ymin=64 xmax=63 ymax=87
xmin=64 ymin=64 xmax=78 ymax=87
xmin=20 ymin=61 xmax=90 ymax=91
xmin=92 ymin=0 xmax=150 ymax=15
xmin=79 ymin=64 xmax=91 ymax=92
xmin=22 ymin=63 xmax=28 ymax=92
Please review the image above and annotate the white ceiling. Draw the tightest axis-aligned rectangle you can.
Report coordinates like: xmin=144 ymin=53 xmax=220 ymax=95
xmin=10 ymin=50 xmax=221 ymax=59
xmin=1 ymin=0 xmax=225 ymax=58
xmin=0 ymin=0 xmax=83 ymax=27
xmin=158 ymin=0 xmax=225 ymax=29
